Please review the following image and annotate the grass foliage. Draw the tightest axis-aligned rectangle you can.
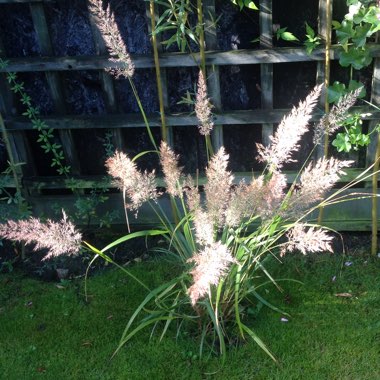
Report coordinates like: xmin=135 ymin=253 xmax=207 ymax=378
xmin=0 ymin=253 xmax=379 ymax=379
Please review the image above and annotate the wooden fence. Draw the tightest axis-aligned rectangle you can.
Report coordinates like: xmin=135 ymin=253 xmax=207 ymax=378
xmin=0 ymin=0 xmax=379 ymax=230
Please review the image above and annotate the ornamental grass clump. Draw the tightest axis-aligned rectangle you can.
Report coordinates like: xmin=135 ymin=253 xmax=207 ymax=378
xmin=90 ymin=86 xmax=364 ymax=361
xmin=0 ymin=85 xmax=369 ymax=362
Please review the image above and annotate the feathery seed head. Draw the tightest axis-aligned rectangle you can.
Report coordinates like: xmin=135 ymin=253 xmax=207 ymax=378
xmin=188 ymin=242 xmax=235 ymax=306
xmin=313 ymin=88 xmax=362 ymax=144
xmin=106 ymin=150 xmax=157 ymax=212
xmin=285 ymin=157 xmax=353 ymax=218
xmin=195 ymin=70 xmax=214 ymax=136
xmin=282 ymin=224 xmax=333 ymax=255
xmin=0 ymin=211 xmax=82 ymax=260
xmin=257 ymin=84 xmax=322 ymax=170
xmin=205 ymin=147 xmax=234 ymax=228
xmin=159 ymin=141 xmax=183 ymax=197
xmin=89 ymin=0 xmax=135 ymax=78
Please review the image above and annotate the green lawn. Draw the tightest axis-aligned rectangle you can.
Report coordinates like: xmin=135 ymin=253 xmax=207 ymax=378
xmin=0 ymin=253 xmax=379 ymax=379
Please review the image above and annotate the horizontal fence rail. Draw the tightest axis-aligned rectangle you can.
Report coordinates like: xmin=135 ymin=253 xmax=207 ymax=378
xmin=1 ymin=45 xmax=380 ymax=72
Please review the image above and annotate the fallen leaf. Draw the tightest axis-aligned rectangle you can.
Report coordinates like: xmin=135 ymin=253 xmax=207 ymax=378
xmin=36 ymin=367 xmax=46 ymax=373
xmin=55 ymin=285 xmax=65 ymax=290
xmin=107 ymin=315 xmax=113 ymax=320
xmin=335 ymin=293 xmax=352 ymax=297
xmin=82 ymin=341 xmax=92 ymax=347
xmin=25 ymin=301 xmax=33 ymax=307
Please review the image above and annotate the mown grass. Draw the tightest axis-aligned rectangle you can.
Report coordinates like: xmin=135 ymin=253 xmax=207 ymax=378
xmin=0 ymin=252 xmax=379 ymax=380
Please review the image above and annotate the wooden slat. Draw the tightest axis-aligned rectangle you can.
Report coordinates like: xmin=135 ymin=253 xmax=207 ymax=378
xmin=0 ymin=167 xmax=365 ymax=191
xmin=5 ymin=106 xmax=379 ymax=131
xmin=259 ymin=0 xmax=273 ymax=147
xmin=29 ymin=2 xmax=81 ymax=175
xmin=204 ymin=0 xmax=223 ymax=149
xmin=366 ymin=58 xmax=380 ymax=167
xmin=2 ymin=45 xmax=380 ymax=73
xmin=25 ymin=188 xmax=380 ymax=231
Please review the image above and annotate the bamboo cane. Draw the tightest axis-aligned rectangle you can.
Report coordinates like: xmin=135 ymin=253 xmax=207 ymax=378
xmin=149 ymin=0 xmax=168 ymax=142
xmin=317 ymin=0 xmax=332 ymax=225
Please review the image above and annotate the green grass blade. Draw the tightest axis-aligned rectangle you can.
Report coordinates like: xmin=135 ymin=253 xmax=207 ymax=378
xmin=101 ymin=229 xmax=168 ymax=252
xmin=240 ymin=323 xmax=277 ymax=363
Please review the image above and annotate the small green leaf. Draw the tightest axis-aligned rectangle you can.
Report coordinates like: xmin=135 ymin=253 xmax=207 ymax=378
xmin=305 ymin=22 xmax=315 ymax=38
xmin=332 ymin=133 xmax=352 ymax=152
xmin=280 ymin=31 xmax=299 ymax=41
xmin=348 ymin=80 xmax=366 ymax=98
xmin=328 ymin=81 xmax=346 ymax=104
xmin=245 ymin=0 xmax=258 ymax=10
xmin=339 ymin=47 xmax=372 ymax=69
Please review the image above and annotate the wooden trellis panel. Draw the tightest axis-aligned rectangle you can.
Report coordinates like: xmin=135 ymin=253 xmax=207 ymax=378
xmin=0 ymin=0 xmax=379 ymax=230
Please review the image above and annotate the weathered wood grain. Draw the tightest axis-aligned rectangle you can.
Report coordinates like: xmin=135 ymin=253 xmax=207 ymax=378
xmin=4 ymin=106 xmax=379 ymax=131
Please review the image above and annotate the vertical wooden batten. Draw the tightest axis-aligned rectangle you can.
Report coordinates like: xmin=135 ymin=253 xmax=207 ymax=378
xmin=204 ymin=0 xmax=223 ymax=150
xmin=365 ymin=58 xmax=380 ymax=254
xmin=29 ymin=2 xmax=81 ymax=175
xmin=259 ymin=0 xmax=273 ymax=147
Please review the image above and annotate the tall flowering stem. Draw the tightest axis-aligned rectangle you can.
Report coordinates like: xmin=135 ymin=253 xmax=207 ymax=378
xmin=196 ymin=0 xmax=214 ymax=158
xmin=149 ymin=0 xmax=168 ymax=142
xmin=88 ymin=0 xmax=157 ymax=150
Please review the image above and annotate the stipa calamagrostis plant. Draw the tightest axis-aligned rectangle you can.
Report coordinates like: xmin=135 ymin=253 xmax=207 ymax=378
xmin=94 ymin=85 xmax=372 ymax=362
xmin=1 ymin=87 xmax=373 ymax=363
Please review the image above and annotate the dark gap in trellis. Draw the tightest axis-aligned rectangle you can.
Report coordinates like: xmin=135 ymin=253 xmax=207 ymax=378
xmin=61 ymin=70 xmax=106 ymax=116
xmin=114 ymin=69 xmax=159 ymax=114
xmin=215 ymin=0 xmax=260 ymax=51
xmin=220 ymin=65 xmax=261 ymax=110
xmin=72 ymin=128 xmax=110 ymax=176
xmin=173 ymin=125 xmax=207 ymax=174
xmin=273 ymin=61 xmax=317 ymax=108
xmin=0 ymin=3 xmax=40 ymax=57
xmin=223 ymin=124 xmax=262 ymax=172
xmin=121 ymin=127 xmax=161 ymax=172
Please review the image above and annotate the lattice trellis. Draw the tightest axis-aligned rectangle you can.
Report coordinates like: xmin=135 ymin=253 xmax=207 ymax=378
xmin=0 ymin=0 xmax=379 ymax=229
